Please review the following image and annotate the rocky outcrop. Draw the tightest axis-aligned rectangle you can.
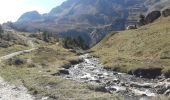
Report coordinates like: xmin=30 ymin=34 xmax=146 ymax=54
xmin=58 ymin=69 xmax=69 ymax=75
xmin=17 ymin=11 xmax=42 ymax=23
xmin=126 ymin=25 xmax=137 ymax=30
xmin=162 ymin=8 xmax=170 ymax=17
xmin=129 ymin=68 xmax=162 ymax=79
xmin=138 ymin=9 xmax=170 ymax=26
xmin=145 ymin=11 xmax=161 ymax=24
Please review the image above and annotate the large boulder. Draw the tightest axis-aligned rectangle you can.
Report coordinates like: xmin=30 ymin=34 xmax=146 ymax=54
xmin=162 ymin=8 xmax=170 ymax=17
xmin=145 ymin=11 xmax=161 ymax=24
xmin=126 ymin=25 xmax=137 ymax=30
xmin=138 ymin=14 xmax=145 ymax=26
xmin=128 ymin=67 xmax=162 ymax=79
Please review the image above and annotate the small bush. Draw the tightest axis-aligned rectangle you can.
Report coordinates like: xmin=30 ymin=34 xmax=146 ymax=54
xmin=88 ymin=85 xmax=107 ymax=92
xmin=27 ymin=63 xmax=37 ymax=68
xmin=160 ymin=51 xmax=170 ymax=59
xmin=7 ymin=57 xmax=26 ymax=66
xmin=0 ymin=40 xmax=12 ymax=48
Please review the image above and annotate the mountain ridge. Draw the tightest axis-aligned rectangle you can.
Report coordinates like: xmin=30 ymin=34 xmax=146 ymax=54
xmin=12 ymin=0 xmax=169 ymax=47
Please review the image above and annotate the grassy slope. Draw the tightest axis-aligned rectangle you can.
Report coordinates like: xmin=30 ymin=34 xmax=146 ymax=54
xmin=92 ymin=16 xmax=170 ymax=74
xmin=0 ymin=31 xmax=33 ymax=56
xmin=0 ymin=31 xmax=120 ymax=99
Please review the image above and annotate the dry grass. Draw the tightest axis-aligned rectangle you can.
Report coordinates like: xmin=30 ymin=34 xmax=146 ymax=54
xmin=0 ymin=65 xmax=120 ymax=100
xmin=0 ymin=43 xmax=121 ymax=99
xmin=0 ymin=45 xmax=30 ymax=56
xmin=92 ymin=16 xmax=170 ymax=74
xmin=0 ymin=30 xmax=121 ymax=99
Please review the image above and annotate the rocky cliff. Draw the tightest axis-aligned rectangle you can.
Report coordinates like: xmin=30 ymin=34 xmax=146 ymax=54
xmin=13 ymin=0 xmax=168 ymax=47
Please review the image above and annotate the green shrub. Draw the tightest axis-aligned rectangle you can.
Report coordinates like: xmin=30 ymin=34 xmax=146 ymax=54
xmin=6 ymin=57 xmax=26 ymax=66
xmin=0 ymin=24 xmax=4 ymax=38
xmin=62 ymin=36 xmax=89 ymax=50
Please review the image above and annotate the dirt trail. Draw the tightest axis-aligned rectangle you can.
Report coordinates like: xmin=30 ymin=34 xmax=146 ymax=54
xmin=0 ymin=37 xmax=37 ymax=100
xmin=0 ymin=48 xmax=35 ymax=61
xmin=0 ymin=35 xmax=36 ymax=61
xmin=0 ymin=77 xmax=34 ymax=100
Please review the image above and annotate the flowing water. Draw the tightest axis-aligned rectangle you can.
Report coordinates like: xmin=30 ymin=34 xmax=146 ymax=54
xmin=59 ymin=54 xmax=170 ymax=99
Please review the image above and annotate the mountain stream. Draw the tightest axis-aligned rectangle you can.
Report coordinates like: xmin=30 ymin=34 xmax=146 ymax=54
xmin=59 ymin=54 xmax=170 ymax=99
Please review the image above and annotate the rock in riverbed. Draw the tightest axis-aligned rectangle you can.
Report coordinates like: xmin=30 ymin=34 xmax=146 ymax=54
xmin=58 ymin=54 xmax=170 ymax=99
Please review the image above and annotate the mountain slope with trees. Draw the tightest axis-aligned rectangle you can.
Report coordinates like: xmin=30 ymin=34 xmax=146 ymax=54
xmin=13 ymin=0 xmax=165 ymax=47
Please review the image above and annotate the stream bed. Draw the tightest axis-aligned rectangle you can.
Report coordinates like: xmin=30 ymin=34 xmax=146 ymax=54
xmin=58 ymin=54 xmax=170 ymax=99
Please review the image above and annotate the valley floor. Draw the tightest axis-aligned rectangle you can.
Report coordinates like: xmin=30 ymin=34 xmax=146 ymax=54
xmin=0 ymin=31 xmax=120 ymax=100
xmin=1 ymin=17 xmax=170 ymax=99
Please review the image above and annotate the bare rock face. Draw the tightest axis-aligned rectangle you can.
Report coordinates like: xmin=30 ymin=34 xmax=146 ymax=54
xmin=10 ymin=0 xmax=170 ymax=47
xmin=162 ymin=8 xmax=170 ymax=17
xmin=138 ymin=11 xmax=161 ymax=26
xmin=145 ymin=11 xmax=161 ymax=24
xmin=17 ymin=11 xmax=42 ymax=23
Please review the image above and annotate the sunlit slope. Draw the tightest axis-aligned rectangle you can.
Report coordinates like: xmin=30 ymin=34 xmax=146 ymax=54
xmin=0 ymin=30 xmax=120 ymax=99
xmin=92 ymin=16 xmax=170 ymax=76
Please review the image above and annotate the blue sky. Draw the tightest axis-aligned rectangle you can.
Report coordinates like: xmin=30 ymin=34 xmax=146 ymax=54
xmin=0 ymin=0 xmax=67 ymax=23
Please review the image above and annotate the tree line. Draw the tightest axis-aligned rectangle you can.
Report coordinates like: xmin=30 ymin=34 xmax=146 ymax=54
xmin=30 ymin=31 xmax=89 ymax=50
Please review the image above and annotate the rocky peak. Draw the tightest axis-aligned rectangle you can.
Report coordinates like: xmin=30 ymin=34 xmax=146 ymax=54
xmin=13 ymin=0 xmax=170 ymax=47
xmin=17 ymin=11 xmax=42 ymax=23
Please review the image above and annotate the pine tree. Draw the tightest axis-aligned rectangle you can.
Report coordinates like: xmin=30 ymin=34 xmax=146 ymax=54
xmin=42 ymin=31 xmax=50 ymax=42
xmin=0 ymin=25 xmax=3 ymax=38
xmin=138 ymin=14 xmax=145 ymax=26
